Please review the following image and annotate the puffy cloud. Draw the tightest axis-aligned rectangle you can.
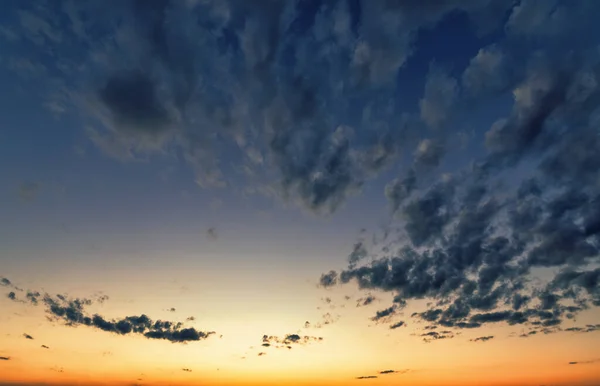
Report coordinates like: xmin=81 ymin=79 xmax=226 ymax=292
xmin=319 ymin=0 xmax=600 ymax=341
xmin=0 ymin=0 xmax=545 ymax=214
xmin=4 ymin=279 xmax=216 ymax=344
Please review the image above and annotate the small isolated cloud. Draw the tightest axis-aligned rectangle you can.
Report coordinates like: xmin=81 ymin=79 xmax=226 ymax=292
xmin=206 ymin=227 xmax=218 ymax=240
xmin=0 ymin=356 xmax=10 ymax=361
xmin=167 ymin=307 xmax=176 ymax=312
xmin=182 ymin=368 xmax=192 ymax=372
xmin=41 ymin=345 xmax=49 ymax=349
xmin=17 ymin=181 xmax=41 ymax=202
xmin=420 ymin=330 xmax=454 ymax=343
xmin=1 ymin=278 xmax=12 ymax=287
xmin=186 ymin=316 xmax=196 ymax=321
xmin=380 ymin=369 xmax=410 ymax=375
xmin=257 ymin=352 xmax=266 ymax=356
xmin=319 ymin=271 xmax=338 ymax=287
xmin=7 ymin=292 xmax=16 ymax=301
xmin=389 ymin=321 xmax=405 ymax=330
xmin=569 ymin=359 xmax=600 ymax=365
xmin=471 ymin=336 xmax=494 ymax=342
xmin=356 ymin=375 xmax=377 ymax=379
xmin=23 ymin=333 xmax=34 ymax=340
xmin=357 ymin=295 xmax=377 ymax=307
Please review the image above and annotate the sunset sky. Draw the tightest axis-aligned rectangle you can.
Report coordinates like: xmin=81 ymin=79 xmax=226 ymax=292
xmin=1 ymin=0 xmax=600 ymax=385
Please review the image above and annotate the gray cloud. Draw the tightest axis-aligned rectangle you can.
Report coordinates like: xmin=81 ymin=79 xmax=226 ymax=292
xmin=23 ymin=333 xmax=34 ymax=340
xmin=471 ymin=336 xmax=494 ymax=342
xmin=261 ymin=334 xmax=323 ymax=349
xmin=5 ymin=279 xmax=216 ymax=344
xmin=320 ymin=1 xmax=600 ymax=341
xmin=0 ymin=0 xmax=544 ymax=214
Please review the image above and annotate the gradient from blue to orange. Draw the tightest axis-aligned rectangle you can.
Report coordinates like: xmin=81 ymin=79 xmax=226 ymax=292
xmin=1 ymin=0 xmax=600 ymax=385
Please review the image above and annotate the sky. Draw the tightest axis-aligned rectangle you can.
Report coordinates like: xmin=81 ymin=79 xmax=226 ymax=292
xmin=1 ymin=0 xmax=600 ymax=385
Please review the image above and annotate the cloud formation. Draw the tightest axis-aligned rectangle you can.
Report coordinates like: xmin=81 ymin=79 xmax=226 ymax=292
xmin=4 ymin=279 xmax=216 ymax=344
xmin=261 ymin=334 xmax=323 ymax=350
xmin=0 ymin=0 xmax=539 ymax=214
xmin=319 ymin=0 xmax=600 ymax=342
xmin=471 ymin=336 xmax=494 ymax=343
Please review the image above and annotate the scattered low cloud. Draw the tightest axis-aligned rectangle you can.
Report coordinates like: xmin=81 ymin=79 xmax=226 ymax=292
xmin=471 ymin=336 xmax=494 ymax=343
xmin=23 ymin=333 xmax=34 ymax=340
xmin=261 ymin=334 xmax=323 ymax=349
xmin=379 ymin=369 xmax=410 ymax=375
xmin=41 ymin=345 xmax=49 ymax=349
xmin=4 ymin=279 xmax=216 ymax=344
xmin=182 ymin=368 xmax=192 ymax=372
xmin=569 ymin=359 xmax=600 ymax=365
xmin=356 ymin=375 xmax=377 ymax=379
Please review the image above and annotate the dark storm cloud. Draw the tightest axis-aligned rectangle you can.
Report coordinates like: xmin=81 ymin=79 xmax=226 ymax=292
xmin=471 ymin=336 xmax=494 ymax=342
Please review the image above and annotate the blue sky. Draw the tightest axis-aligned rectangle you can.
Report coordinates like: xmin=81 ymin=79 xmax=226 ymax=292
xmin=1 ymin=1 xmax=600 ymax=385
